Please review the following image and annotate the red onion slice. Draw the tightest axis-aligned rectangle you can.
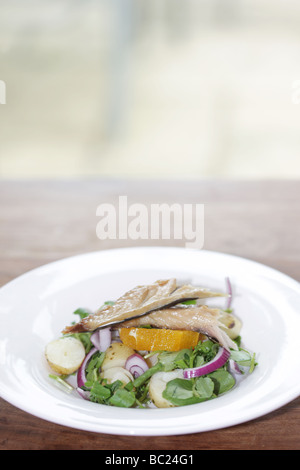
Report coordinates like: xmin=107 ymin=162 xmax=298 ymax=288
xmin=76 ymin=387 xmax=91 ymax=400
xmin=228 ymin=359 xmax=242 ymax=375
xmin=183 ymin=347 xmax=231 ymax=379
xmin=91 ymin=327 xmax=112 ymax=352
xmin=77 ymin=346 xmax=98 ymax=389
xmin=125 ymin=353 xmax=149 ymax=378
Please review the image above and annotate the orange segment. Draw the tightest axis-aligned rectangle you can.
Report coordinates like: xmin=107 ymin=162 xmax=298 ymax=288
xmin=119 ymin=327 xmax=203 ymax=352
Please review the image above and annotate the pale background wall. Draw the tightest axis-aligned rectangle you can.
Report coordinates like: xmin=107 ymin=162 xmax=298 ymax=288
xmin=0 ymin=0 xmax=300 ymax=180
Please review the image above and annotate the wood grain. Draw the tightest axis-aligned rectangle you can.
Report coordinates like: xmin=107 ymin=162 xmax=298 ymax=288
xmin=0 ymin=179 xmax=299 ymax=450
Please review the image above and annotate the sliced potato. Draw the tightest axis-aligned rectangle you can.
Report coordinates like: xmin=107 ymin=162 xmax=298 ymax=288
xmin=219 ymin=313 xmax=242 ymax=339
xmin=145 ymin=352 xmax=159 ymax=368
xmin=45 ymin=336 xmax=85 ymax=375
xmin=101 ymin=342 xmax=135 ymax=371
xmin=149 ymin=370 xmax=184 ymax=408
xmin=100 ymin=366 xmax=134 ymax=385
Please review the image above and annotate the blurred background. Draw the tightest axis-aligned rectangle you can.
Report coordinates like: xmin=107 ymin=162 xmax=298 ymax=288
xmin=0 ymin=0 xmax=300 ymax=180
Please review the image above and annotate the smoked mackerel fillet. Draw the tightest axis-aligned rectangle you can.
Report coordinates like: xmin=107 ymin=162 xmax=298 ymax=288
xmin=63 ymin=278 xmax=225 ymax=334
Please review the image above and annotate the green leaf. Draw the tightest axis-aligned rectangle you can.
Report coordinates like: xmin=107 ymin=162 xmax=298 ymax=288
xmin=89 ymin=382 xmax=111 ymax=403
xmin=73 ymin=308 xmax=91 ymax=320
xmin=162 ymin=378 xmax=204 ymax=406
xmin=192 ymin=340 xmax=219 ymax=363
xmin=69 ymin=332 xmax=93 ymax=353
xmin=157 ymin=351 xmax=179 ymax=371
xmin=230 ymin=349 xmax=252 ymax=367
xmin=107 ymin=380 xmax=123 ymax=394
xmin=208 ymin=370 xmax=235 ymax=395
xmin=193 ymin=355 xmax=205 ymax=368
xmin=193 ymin=377 xmax=214 ymax=399
xmin=109 ymin=389 xmax=136 ymax=408
xmin=173 ymin=349 xmax=193 ymax=369
xmin=85 ymin=351 xmax=105 ymax=383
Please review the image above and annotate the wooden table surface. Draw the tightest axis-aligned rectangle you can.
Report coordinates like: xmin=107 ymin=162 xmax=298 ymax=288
xmin=0 ymin=178 xmax=299 ymax=450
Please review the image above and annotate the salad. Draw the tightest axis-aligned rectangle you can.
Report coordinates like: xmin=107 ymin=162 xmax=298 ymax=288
xmin=45 ymin=278 xmax=257 ymax=408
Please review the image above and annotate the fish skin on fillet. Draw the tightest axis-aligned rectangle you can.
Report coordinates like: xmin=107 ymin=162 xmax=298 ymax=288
xmin=118 ymin=305 xmax=238 ymax=351
xmin=63 ymin=278 xmax=226 ymax=334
